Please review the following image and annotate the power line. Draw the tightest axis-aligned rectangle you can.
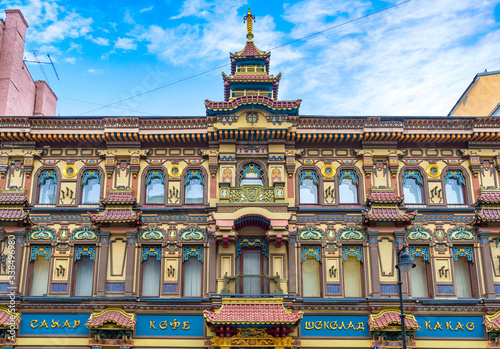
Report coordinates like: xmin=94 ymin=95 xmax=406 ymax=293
xmin=77 ymin=0 xmax=412 ymax=116
xmin=60 ymin=96 xmax=161 ymax=116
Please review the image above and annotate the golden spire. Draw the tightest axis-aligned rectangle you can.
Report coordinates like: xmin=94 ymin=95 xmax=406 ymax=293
xmin=243 ymin=8 xmax=255 ymax=41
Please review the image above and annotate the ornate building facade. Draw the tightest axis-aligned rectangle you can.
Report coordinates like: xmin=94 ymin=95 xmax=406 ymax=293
xmin=1 ymin=8 xmax=500 ymax=349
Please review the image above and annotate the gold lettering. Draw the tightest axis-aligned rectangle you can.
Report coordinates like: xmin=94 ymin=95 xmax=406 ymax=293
xmin=30 ymin=320 xmax=38 ymax=328
xmin=61 ymin=320 xmax=71 ymax=329
xmin=331 ymin=321 xmax=338 ymax=330
xmin=159 ymin=321 xmax=168 ymax=330
xmin=425 ymin=321 xmax=432 ymax=330
xmin=182 ymin=321 xmax=190 ymax=330
xmin=170 ymin=319 xmax=180 ymax=330
xmin=51 ymin=320 xmax=60 ymax=328
xmin=150 ymin=321 xmax=156 ymax=330
xmin=356 ymin=322 xmax=365 ymax=331
xmin=314 ymin=321 xmax=322 ymax=330
xmin=434 ymin=322 xmax=442 ymax=331
xmin=73 ymin=320 xmax=80 ymax=328
xmin=305 ymin=322 xmax=314 ymax=330
xmin=338 ymin=322 xmax=347 ymax=330
xmin=40 ymin=320 xmax=49 ymax=329
xmin=466 ymin=322 xmax=474 ymax=331
xmin=347 ymin=321 xmax=355 ymax=330
xmin=446 ymin=322 xmax=454 ymax=331
xmin=323 ymin=321 xmax=331 ymax=330
xmin=455 ymin=322 xmax=464 ymax=331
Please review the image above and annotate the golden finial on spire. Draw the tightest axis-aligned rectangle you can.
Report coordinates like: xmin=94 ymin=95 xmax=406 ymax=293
xmin=243 ymin=8 xmax=255 ymax=41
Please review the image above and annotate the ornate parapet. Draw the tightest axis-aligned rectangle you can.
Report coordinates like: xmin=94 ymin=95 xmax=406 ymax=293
xmin=86 ymin=307 xmax=136 ymax=348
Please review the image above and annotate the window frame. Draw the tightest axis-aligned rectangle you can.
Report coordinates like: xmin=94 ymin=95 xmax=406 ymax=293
xmin=72 ymin=250 xmax=95 ymax=297
xmin=181 ymin=167 xmax=208 ymax=205
xmin=341 ymin=246 xmax=365 ymax=298
xmin=78 ymin=167 xmax=103 ymax=205
xmin=182 ymin=252 xmax=204 ymax=297
xmin=337 ymin=168 xmax=362 ymax=205
xmin=301 ymin=253 xmax=322 ymax=298
xmin=35 ymin=168 xmax=60 ymax=205
xmin=401 ymin=169 xmax=425 ymax=205
xmin=407 ymin=245 xmax=432 ymax=298
xmin=140 ymin=246 xmax=162 ymax=297
xmin=142 ymin=167 xmax=167 ymax=205
xmin=452 ymin=246 xmax=477 ymax=298
xmin=236 ymin=159 xmax=268 ymax=186
xmin=444 ymin=169 xmax=467 ymax=205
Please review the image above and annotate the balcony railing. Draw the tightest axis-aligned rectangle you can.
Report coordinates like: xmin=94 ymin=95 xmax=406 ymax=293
xmin=221 ymin=273 xmax=284 ymax=295
xmin=219 ymin=182 xmax=285 ymax=203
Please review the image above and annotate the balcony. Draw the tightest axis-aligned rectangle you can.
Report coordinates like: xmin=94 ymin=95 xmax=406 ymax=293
xmin=219 ymin=182 xmax=285 ymax=203
xmin=220 ymin=273 xmax=284 ymax=295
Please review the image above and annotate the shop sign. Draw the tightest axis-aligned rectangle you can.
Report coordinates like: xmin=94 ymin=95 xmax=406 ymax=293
xmin=135 ymin=315 xmax=204 ymax=337
xmin=19 ymin=313 xmax=90 ymax=336
xmin=415 ymin=316 xmax=485 ymax=339
xmin=301 ymin=315 xmax=369 ymax=337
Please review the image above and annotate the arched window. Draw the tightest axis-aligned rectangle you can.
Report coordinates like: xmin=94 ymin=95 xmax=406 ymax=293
xmin=299 ymin=170 xmax=319 ymax=204
xmin=38 ymin=170 xmax=58 ymax=204
xmin=185 ymin=170 xmax=204 ymax=204
xmin=339 ymin=170 xmax=358 ymax=204
xmin=146 ymin=170 xmax=165 ymax=204
xmin=81 ymin=170 xmax=100 ymax=204
xmin=403 ymin=170 xmax=423 ymax=204
xmin=445 ymin=170 xmax=465 ymax=204
xmin=241 ymin=164 xmax=263 ymax=186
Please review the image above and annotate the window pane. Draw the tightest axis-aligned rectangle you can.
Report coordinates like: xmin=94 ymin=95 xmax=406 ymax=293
xmin=183 ymin=258 xmax=202 ymax=297
xmin=403 ymin=178 xmax=423 ymax=204
xmin=75 ymin=256 xmax=94 ymax=296
xmin=147 ymin=178 xmax=164 ymax=203
xmin=339 ymin=178 xmax=358 ymax=204
xmin=445 ymin=178 xmax=464 ymax=204
xmin=82 ymin=177 xmax=100 ymax=204
xmin=185 ymin=178 xmax=204 ymax=204
xmin=300 ymin=178 xmax=318 ymax=204
xmin=455 ymin=257 xmax=472 ymax=298
xmin=410 ymin=256 xmax=428 ymax=297
xmin=39 ymin=178 xmax=57 ymax=204
xmin=343 ymin=257 xmax=362 ymax=297
xmin=142 ymin=257 xmax=160 ymax=297
xmin=31 ymin=256 xmax=50 ymax=296
xmin=302 ymin=259 xmax=320 ymax=297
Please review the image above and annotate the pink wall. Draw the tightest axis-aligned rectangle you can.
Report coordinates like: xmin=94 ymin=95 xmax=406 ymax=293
xmin=0 ymin=9 xmax=57 ymax=116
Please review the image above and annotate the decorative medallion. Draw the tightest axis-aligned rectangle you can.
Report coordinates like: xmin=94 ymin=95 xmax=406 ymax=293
xmin=406 ymin=227 xmax=432 ymax=241
xmin=139 ymin=228 xmax=164 ymax=241
xmin=222 ymin=168 xmax=233 ymax=183
xmin=426 ymin=164 xmax=442 ymax=178
xmin=189 ymin=159 xmax=201 ymax=165
xmin=338 ymin=227 xmax=365 ymax=241
xmin=321 ymin=164 xmax=336 ymax=179
xmin=449 ymin=227 xmax=475 ymax=241
xmin=59 ymin=229 xmax=69 ymax=239
xmin=436 ymin=229 xmax=445 ymax=239
xmin=327 ymin=230 xmax=335 ymax=239
xmin=168 ymin=229 xmax=177 ymax=239
xmin=29 ymin=227 xmax=54 ymax=240
xmin=274 ymin=187 xmax=284 ymax=198
xmin=298 ymin=227 xmax=323 ymax=240
xmin=246 ymin=112 xmax=258 ymax=123
xmin=304 ymin=159 xmax=314 ymax=165
xmin=86 ymin=159 xmax=98 ymax=165
xmin=167 ymin=164 xmax=182 ymax=178
xmin=62 ymin=165 xmax=78 ymax=178
xmin=72 ymin=227 xmax=98 ymax=240
xmin=220 ymin=188 xmax=229 ymax=199
xmin=180 ymin=227 xmax=205 ymax=241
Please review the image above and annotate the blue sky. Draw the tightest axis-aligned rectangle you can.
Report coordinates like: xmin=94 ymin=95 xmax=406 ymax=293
xmin=1 ymin=0 xmax=500 ymax=116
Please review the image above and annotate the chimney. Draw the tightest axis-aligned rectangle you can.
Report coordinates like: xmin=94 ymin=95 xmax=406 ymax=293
xmin=34 ymin=80 xmax=58 ymax=116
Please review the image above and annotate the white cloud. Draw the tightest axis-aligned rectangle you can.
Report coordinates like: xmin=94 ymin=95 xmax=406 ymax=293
xmin=124 ymin=9 xmax=134 ymax=24
xmin=65 ymin=57 xmax=76 ymax=64
xmin=140 ymin=6 xmax=154 ymax=13
xmin=88 ymin=68 xmax=104 ymax=74
xmin=171 ymin=0 xmax=212 ymax=19
xmin=88 ymin=36 xmax=110 ymax=46
xmin=67 ymin=42 xmax=82 ymax=53
xmin=114 ymin=37 xmax=137 ymax=50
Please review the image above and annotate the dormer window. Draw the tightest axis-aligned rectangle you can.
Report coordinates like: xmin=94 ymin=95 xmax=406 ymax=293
xmin=241 ymin=164 xmax=263 ymax=186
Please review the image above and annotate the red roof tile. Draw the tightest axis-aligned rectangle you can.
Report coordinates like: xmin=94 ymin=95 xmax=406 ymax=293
xmin=86 ymin=309 xmax=136 ymax=329
xmin=0 ymin=193 xmax=28 ymax=205
xmin=363 ymin=208 xmax=417 ymax=222
xmin=0 ymin=208 xmax=28 ymax=221
xmin=223 ymin=73 xmax=281 ymax=83
xmin=476 ymin=192 xmax=500 ymax=205
xmin=476 ymin=208 xmax=500 ymax=222
xmin=368 ymin=310 xmax=420 ymax=331
xmin=367 ymin=191 xmax=404 ymax=204
xmin=0 ymin=307 xmax=20 ymax=328
xmin=484 ymin=311 xmax=500 ymax=332
xmin=205 ymin=96 xmax=301 ymax=111
xmin=204 ymin=299 xmax=302 ymax=325
xmin=231 ymin=41 xmax=268 ymax=57
xmin=101 ymin=192 xmax=136 ymax=205
xmin=88 ymin=208 xmax=141 ymax=224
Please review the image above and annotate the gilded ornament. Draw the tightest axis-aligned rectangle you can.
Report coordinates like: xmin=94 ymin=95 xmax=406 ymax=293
xmin=321 ymin=164 xmax=336 ymax=179
xmin=63 ymin=165 xmax=78 ymax=178
xmin=426 ymin=164 xmax=442 ymax=178
xmin=167 ymin=164 xmax=182 ymax=178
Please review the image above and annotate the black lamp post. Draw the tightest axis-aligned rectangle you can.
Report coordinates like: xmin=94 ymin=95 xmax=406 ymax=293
xmin=395 ymin=246 xmax=416 ymax=349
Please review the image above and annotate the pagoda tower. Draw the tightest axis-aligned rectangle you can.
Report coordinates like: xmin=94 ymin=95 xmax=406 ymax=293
xmin=205 ymin=9 xmax=301 ymax=116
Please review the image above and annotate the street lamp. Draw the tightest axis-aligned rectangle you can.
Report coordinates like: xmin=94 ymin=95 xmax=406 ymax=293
xmin=395 ymin=246 xmax=416 ymax=349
